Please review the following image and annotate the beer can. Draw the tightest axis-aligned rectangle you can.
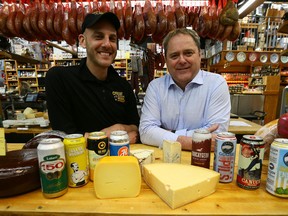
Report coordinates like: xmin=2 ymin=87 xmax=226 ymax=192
xmin=63 ymin=134 xmax=89 ymax=187
xmin=37 ymin=138 xmax=68 ymax=198
xmin=266 ymin=138 xmax=288 ymax=197
xmin=191 ymin=129 xmax=212 ymax=169
xmin=87 ymin=131 xmax=109 ymax=181
xmin=237 ymin=135 xmax=265 ymax=190
xmin=109 ymin=130 xmax=129 ymax=156
xmin=213 ymin=132 xmax=237 ymax=183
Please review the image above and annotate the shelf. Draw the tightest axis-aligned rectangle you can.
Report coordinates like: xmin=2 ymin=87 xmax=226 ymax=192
xmin=240 ymin=23 xmax=259 ymax=29
xmin=249 ymin=84 xmax=266 ymax=87
xmin=281 ymin=49 xmax=288 ymax=56
xmin=17 ymin=68 xmax=35 ymax=71
xmin=226 ymin=81 xmax=248 ymax=84
xmin=0 ymin=51 xmax=49 ymax=64
xmin=114 ymin=67 xmax=126 ymax=69
xmin=278 ymin=20 xmax=288 ymax=34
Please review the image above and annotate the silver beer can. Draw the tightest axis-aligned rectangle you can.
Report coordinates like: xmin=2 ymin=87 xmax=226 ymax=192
xmin=266 ymin=138 xmax=288 ymax=197
xmin=213 ymin=132 xmax=237 ymax=183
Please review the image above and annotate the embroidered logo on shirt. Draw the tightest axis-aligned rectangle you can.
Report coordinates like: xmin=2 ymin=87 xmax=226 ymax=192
xmin=112 ymin=91 xmax=125 ymax=103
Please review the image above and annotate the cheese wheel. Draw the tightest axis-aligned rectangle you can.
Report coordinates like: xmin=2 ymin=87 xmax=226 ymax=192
xmin=94 ymin=156 xmax=141 ymax=198
xmin=142 ymin=163 xmax=220 ymax=209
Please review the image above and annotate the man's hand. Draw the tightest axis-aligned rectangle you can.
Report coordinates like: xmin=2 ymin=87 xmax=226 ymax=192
xmin=175 ymin=124 xmax=219 ymax=152
xmin=101 ymin=124 xmax=139 ymax=144
xmin=176 ymin=136 xmax=192 ymax=151
xmin=207 ymin=124 xmax=219 ymax=152
xmin=84 ymin=123 xmax=139 ymax=144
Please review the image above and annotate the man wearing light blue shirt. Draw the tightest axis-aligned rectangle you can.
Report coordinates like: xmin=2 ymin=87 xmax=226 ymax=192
xmin=139 ymin=28 xmax=231 ymax=150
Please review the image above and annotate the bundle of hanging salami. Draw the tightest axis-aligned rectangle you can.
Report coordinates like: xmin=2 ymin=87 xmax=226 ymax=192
xmin=0 ymin=0 xmax=240 ymax=45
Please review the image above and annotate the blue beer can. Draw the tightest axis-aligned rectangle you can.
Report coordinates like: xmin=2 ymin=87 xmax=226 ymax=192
xmin=109 ymin=130 xmax=130 ymax=156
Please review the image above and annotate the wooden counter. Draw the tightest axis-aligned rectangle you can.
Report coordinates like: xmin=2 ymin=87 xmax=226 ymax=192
xmin=4 ymin=127 xmax=51 ymax=134
xmin=3 ymin=117 xmax=261 ymax=136
xmin=228 ymin=117 xmax=262 ymax=135
xmin=0 ymin=143 xmax=287 ymax=216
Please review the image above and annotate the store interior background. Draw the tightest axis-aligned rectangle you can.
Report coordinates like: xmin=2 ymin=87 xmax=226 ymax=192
xmin=0 ymin=0 xmax=288 ymax=143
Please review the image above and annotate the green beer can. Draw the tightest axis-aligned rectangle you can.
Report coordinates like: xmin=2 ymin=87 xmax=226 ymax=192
xmin=37 ymin=138 xmax=68 ymax=198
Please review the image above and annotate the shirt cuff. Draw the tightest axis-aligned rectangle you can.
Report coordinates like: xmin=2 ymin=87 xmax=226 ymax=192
xmin=175 ymin=129 xmax=187 ymax=136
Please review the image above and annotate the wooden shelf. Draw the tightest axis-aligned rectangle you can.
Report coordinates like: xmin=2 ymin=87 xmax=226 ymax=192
xmin=281 ymin=49 xmax=288 ymax=56
xmin=240 ymin=23 xmax=259 ymax=29
xmin=0 ymin=51 xmax=48 ymax=64
xmin=278 ymin=20 xmax=288 ymax=34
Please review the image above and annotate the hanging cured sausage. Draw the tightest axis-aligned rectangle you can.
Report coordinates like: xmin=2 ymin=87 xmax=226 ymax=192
xmin=152 ymin=0 xmax=167 ymax=44
xmin=115 ymin=0 xmax=125 ymax=39
xmin=174 ymin=0 xmax=185 ymax=28
xmin=132 ymin=3 xmax=145 ymax=44
xmin=143 ymin=0 xmax=157 ymax=36
xmin=166 ymin=4 xmax=176 ymax=33
xmin=124 ymin=0 xmax=133 ymax=40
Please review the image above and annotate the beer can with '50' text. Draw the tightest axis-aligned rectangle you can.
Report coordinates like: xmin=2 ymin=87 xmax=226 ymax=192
xmin=63 ymin=134 xmax=89 ymax=187
xmin=37 ymin=138 xmax=68 ymax=198
xmin=237 ymin=135 xmax=265 ymax=190
xmin=109 ymin=130 xmax=130 ymax=156
xmin=87 ymin=131 xmax=109 ymax=181
xmin=266 ymin=138 xmax=288 ymax=197
xmin=213 ymin=132 xmax=236 ymax=183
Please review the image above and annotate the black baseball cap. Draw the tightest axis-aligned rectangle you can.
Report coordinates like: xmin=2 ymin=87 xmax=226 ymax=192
xmin=81 ymin=12 xmax=120 ymax=33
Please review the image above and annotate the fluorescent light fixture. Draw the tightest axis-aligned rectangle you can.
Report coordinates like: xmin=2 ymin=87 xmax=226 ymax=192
xmin=238 ymin=0 xmax=265 ymax=18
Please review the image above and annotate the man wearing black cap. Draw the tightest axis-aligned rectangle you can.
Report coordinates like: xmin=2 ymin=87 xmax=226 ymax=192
xmin=45 ymin=12 xmax=139 ymax=143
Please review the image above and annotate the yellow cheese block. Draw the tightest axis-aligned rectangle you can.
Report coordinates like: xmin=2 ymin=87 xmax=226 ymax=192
xmin=94 ymin=156 xmax=141 ymax=199
xmin=142 ymin=163 xmax=220 ymax=209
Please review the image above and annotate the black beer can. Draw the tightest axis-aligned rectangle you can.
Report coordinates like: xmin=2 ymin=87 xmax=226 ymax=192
xmin=237 ymin=135 xmax=265 ymax=190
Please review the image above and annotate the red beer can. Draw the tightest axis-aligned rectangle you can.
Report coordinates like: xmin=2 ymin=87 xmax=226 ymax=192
xmin=237 ymin=135 xmax=265 ymax=190
xmin=191 ymin=129 xmax=212 ymax=169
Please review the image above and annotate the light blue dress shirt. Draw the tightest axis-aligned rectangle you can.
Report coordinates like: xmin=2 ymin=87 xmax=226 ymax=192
xmin=139 ymin=70 xmax=231 ymax=147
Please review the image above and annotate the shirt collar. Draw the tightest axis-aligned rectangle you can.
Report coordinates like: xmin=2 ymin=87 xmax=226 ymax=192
xmin=79 ymin=58 xmax=116 ymax=83
xmin=168 ymin=69 xmax=203 ymax=88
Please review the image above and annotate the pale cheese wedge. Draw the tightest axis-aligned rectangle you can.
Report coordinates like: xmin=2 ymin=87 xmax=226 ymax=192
xmin=130 ymin=149 xmax=154 ymax=174
xmin=94 ymin=156 xmax=141 ymax=199
xmin=163 ymin=140 xmax=181 ymax=163
xmin=142 ymin=163 xmax=220 ymax=209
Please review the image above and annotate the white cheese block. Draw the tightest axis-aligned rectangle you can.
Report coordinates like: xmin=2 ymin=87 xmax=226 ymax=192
xmin=163 ymin=140 xmax=182 ymax=163
xmin=130 ymin=149 xmax=154 ymax=173
xmin=142 ymin=163 xmax=220 ymax=209
xmin=94 ymin=156 xmax=141 ymax=198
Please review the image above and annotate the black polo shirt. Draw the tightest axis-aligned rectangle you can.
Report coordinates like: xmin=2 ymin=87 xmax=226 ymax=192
xmin=45 ymin=58 xmax=139 ymax=134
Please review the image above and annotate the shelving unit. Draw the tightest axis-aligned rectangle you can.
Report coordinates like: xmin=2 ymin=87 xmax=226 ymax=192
xmin=277 ymin=20 xmax=288 ymax=117
xmin=209 ymin=50 xmax=281 ymax=124
xmin=50 ymin=58 xmax=81 ymax=67
xmin=113 ymin=58 xmax=132 ymax=80
xmin=5 ymin=60 xmax=18 ymax=92
xmin=4 ymin=59 xmax=50 ymax=93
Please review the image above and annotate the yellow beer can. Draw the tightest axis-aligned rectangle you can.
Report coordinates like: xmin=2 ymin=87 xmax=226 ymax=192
xmin=63 ymin=134 xmax=89 ymax=187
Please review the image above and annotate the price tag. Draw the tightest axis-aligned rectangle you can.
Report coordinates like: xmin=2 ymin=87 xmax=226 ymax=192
xmin=0 ymin=128 xmax=6 ymax=156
